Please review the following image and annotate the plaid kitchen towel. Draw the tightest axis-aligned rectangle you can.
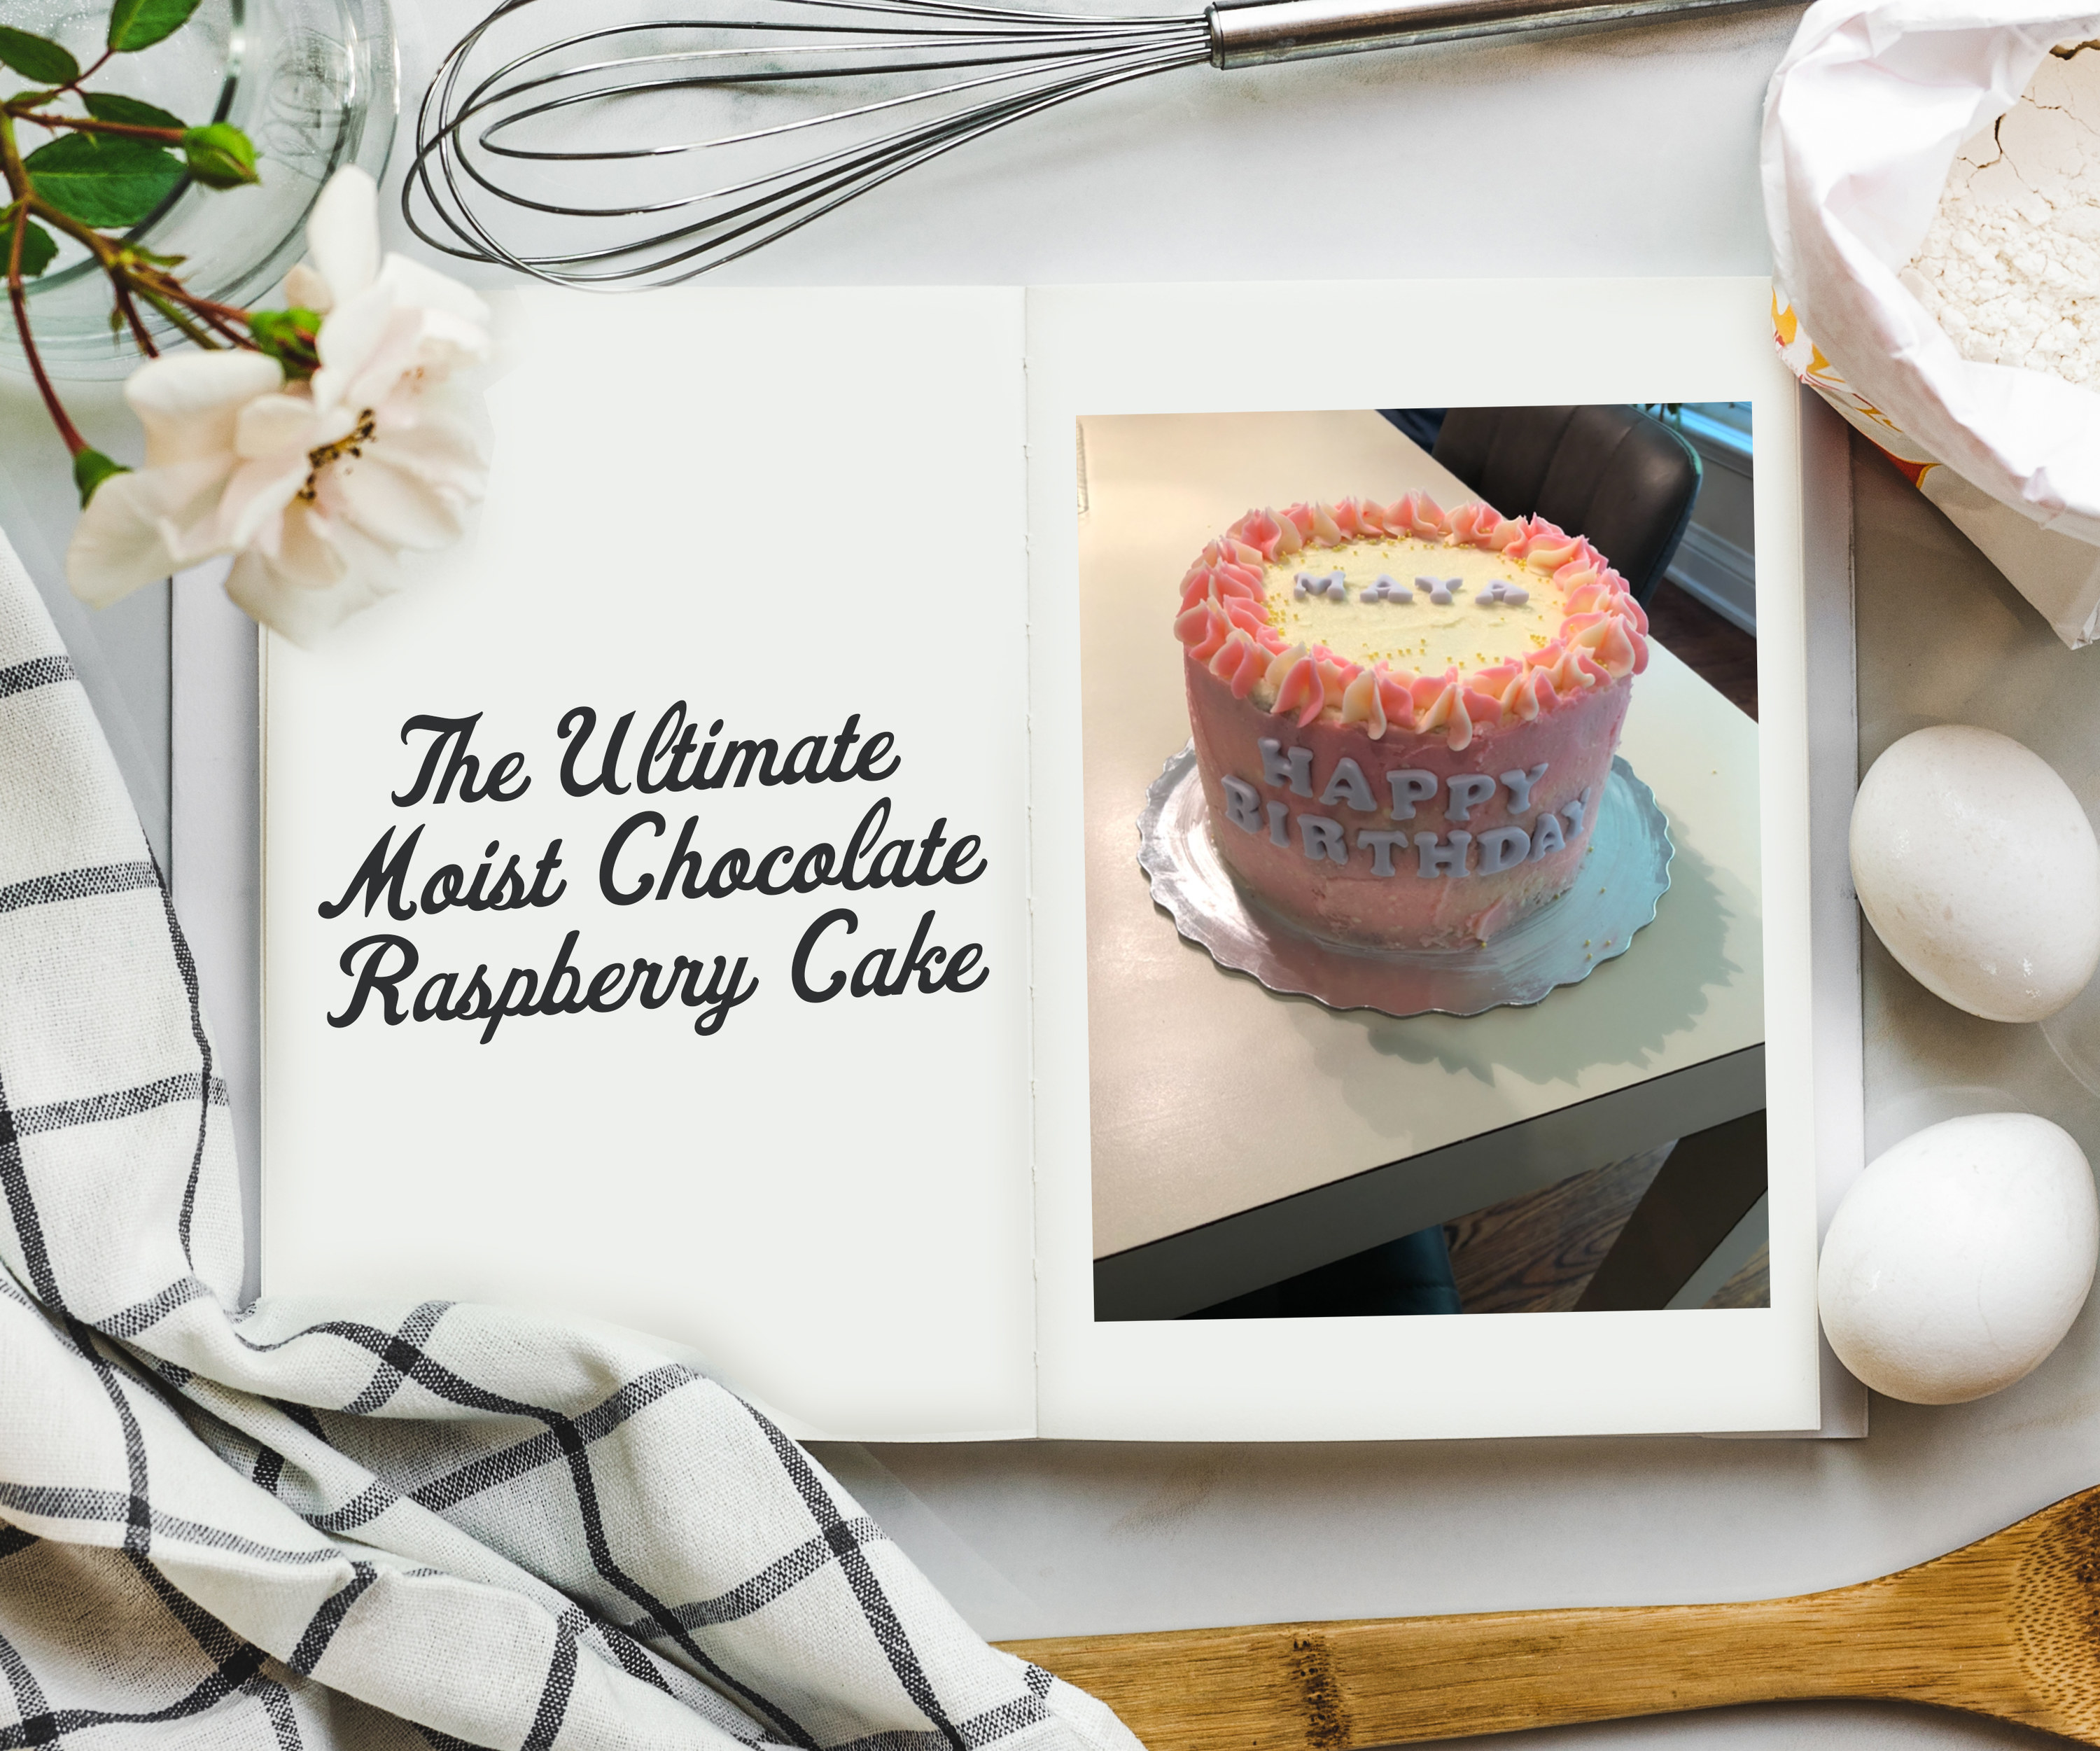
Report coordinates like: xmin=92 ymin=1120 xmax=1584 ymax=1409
xmin=0 ymin=531 xmax=1139 ymax=1751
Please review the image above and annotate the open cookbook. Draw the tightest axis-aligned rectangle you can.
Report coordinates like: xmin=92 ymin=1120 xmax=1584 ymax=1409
xmin=250 ymin=276 xmax=1857 ymax=1442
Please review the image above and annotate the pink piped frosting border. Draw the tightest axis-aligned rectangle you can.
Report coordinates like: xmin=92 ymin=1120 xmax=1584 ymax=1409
xmin=1170 ymin=494 xmax=1651 ymax=752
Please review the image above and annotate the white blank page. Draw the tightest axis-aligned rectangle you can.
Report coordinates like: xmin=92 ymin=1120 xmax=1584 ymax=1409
xmin=262 ymin=286 xmax=1036 ymax=1441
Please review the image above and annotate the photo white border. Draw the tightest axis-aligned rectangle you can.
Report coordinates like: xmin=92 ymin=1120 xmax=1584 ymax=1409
xmin=1025 ymin=277 xmax=1831 ymax=1439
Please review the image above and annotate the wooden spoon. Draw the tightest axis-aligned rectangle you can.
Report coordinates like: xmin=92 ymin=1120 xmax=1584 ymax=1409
xmin=1000 ymin=1484 xmax=2100 ymax=1747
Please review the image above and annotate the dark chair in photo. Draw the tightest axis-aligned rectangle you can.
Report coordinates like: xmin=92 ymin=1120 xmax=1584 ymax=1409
xmin=1428 ymin=405 xmax=1703 ymax=608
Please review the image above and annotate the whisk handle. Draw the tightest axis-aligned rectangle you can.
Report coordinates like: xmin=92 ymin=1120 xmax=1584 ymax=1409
xmin=1207 ymin=0 xmax=1791 ymax=67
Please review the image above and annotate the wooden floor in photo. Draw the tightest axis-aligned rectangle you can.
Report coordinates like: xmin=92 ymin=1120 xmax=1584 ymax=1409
xmin=1441 ymin=1149 xmax=1671 ymax=1313
xmin=1441 ymin=1142 xmax=1771 ymax=1315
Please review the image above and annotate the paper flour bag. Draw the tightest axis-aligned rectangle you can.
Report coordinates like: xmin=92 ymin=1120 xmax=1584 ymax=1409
xmin=1763 ymin=0 xmax=2100 ymax=647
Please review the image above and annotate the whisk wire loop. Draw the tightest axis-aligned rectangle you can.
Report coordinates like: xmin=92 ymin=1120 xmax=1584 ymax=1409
xmin=475 ymin=26 xmax=1208 ymax=163
xmin=541 ymin=39 xmax=1209 ymax=276
xmin=406 ymin=0 xmax=1791 ymax=284
xmin=408 ymin=0 xmax=1212 ymax=282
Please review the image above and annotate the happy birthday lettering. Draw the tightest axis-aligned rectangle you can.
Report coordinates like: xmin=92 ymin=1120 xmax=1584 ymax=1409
xmin=1219 ymin=737 xmax=1590 ymax=879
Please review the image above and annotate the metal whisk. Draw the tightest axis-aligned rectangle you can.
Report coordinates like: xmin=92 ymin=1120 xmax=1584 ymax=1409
xmin=406 ymin=0 xmax=1788 ymax=284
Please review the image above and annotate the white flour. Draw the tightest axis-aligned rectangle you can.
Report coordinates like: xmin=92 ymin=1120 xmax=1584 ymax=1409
xmin=1904 ymin=45 xmax=2100 ymax=386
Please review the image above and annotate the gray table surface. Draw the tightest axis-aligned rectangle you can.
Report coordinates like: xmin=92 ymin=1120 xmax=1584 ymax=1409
xmin=9 ymin=4 xmax=2100 ymax=1746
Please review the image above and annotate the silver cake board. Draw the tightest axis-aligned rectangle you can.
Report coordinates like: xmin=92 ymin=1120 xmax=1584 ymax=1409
xmin=1137 ymin=746 xmax=1674 ymax=1019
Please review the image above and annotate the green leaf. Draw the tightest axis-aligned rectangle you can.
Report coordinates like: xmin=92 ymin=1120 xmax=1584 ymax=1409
xmin=180 ymin=123 xmax=256 ymax=189
xmin=23 ymin=132 xmax=183 ymax=230
xmin=106 ymin=0 xmax=202 ymax=53
xmin=0 ymin=27 xmax=80 ymax=85
xmin=73 ymin=448 xmax=128 ymax=507
xmin=84 ymin=91 xmax=186 ymax=131
xmin=14 ymin=218 xmax=56 ymax=277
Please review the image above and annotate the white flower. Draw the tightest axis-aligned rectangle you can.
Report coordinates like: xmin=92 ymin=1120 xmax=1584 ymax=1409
xmin=66 ymin=167 xmax=492 ymax=644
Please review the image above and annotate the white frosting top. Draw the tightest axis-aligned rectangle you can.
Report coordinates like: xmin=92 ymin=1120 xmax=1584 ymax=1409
xmin=1266 ymin=540 xmax=1560 ymax=675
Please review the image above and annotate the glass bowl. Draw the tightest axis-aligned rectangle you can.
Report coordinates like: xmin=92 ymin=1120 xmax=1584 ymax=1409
xmin=0 ymin=0 xmax=396 ymax=379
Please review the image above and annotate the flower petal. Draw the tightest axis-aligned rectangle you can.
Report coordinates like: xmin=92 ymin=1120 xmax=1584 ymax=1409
xmin=333 ymin=446 xmax=471 ymax=552
xmin=368 ymin=410 xmax=486 ymax=491
xmin=216 ymin=452 xmax=309 ymax=553
xmin=170 ymin=169 xmax=495 ymax=643
xmin=305 ymin=166 xmax=381 ymax=305
xmin=234 ymin=391 xmax=324 ymax=461
xmin=339 ymin=320 xmax=430 ymax=424
xmin=67 ymin=476 xmax=179 ymax=608
xmin=225 ymin=513 xmax=399 ymax=647
xmin=282 ymin=261 xmax=332 ymax=314
xmin=309 ymin=284 xmax=402 ymax=414
xmin=125 ymin=350 xmax=284 ymax=468
xmin=375 ymin=253 xmax=491 ymax=339
xmin=65 ymin=454 xmax=233 ymax=606
xmin=274 ymin=505 xmax=354 ymax=590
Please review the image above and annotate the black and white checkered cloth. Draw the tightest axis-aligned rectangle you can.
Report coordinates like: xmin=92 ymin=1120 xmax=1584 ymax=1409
xmin=0 ymin=533 xmax=1140 ymax=1751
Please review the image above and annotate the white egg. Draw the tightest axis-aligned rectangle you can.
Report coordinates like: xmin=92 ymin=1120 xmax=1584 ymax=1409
xmin=1850 ymin=724 xmax=2100 ymax=1022
xmin=1819 ymin=1112 xmax=2098 ymax=1404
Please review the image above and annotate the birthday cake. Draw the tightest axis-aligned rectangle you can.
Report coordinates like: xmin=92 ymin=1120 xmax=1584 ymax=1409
xmin=1172 ymin=494 xmax=1649 ymax=950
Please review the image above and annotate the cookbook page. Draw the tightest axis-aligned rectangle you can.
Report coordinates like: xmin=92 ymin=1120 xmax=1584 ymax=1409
xmin=261 ymin=286 xmax=1037 ymax=1441
xmin=1026 ymin=277 xmax=1826 ymax=1439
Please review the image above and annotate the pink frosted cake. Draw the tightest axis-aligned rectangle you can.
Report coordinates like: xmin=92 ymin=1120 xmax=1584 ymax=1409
xmin=1172 ymin=494 xmax=1650 ymax=950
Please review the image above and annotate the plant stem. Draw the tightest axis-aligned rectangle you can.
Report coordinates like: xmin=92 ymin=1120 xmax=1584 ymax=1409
xmin=1 ymin=99 xmax=265 ymax=360
xmin=20 ymin=195 xmax=258 ymax=353
xmin=145 ymin=284 xmax=257 ymax=326
xmin=0 ymin=74 xmax=271 ymax=458
xmin=129 ymin=264 xmax=251 ymax=344
xmin=188 ymin=300 xmax=245 ymax=345
xmin=7 ymin=206 xmax=85 ymax=456
xmin=0 ymin=114 xmax=86 ymax=455
xmin=48 ymin=49 xmax=114 ymax=102
xmin=10 ymin=111 xmax=186 ymax=146
xmin=0 ymin=106 xmax=26 ymax=203
xmin=134 ymin=282 xmax=220 ymax=350
xmin=111 ymin=278 xmax=156 ymax=357
xmin=24 ymin=196 xmax=124 ymax=266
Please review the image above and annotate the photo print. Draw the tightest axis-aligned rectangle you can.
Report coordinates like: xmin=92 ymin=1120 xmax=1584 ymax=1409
xmin=1078 ymin=404 xmax=1767 ymax=1323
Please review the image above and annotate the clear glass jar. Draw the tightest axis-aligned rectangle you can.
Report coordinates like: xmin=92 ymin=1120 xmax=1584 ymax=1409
xmin=1 ymin=0 xmax=396 ymax=379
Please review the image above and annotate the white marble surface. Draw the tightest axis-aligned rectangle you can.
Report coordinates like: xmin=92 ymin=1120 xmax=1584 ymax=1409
xmin=9 ymin=1 xmax=2100 ymax=1744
